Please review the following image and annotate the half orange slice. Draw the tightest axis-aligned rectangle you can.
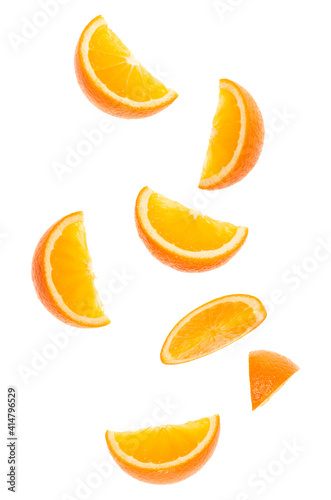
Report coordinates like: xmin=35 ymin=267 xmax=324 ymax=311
xmin=105 ymin=414 xmax=220 ymax=484
xmin=161 ymin=295 xmax=266 ymax=364
xmin=249 ymin=350 xmax=299 ymax=410
xmin=135 ymin=186 xmax=248 ymax=272
xmin=199 ymin=79 xmax=264 ymax=190
xmin=32 ymin=212 xmax=109 ymax=328
xmin=75 ymin=15 xmax=178 ymax=118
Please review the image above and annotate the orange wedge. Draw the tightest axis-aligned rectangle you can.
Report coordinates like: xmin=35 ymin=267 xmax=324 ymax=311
xmin=105 ymin=414 xmax=220 ymax=484
xmin=32 ymin=212 xmax=110 ymax=328
xmin=249 ymin=350 xmax=299 ymax=411
xmin=75 ymin=15 xmax=178 ymax=118
xmin=135 ymin=186 xmax=248 ymax=272
xmin=161 ymin=295 xmax=266 ymax=364
xmin=199 ymin=79 xmax=264 ymax=190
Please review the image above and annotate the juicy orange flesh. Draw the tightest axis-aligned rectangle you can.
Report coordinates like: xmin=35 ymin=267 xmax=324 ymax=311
xmin=114 ymin=418 xmax=210 ymax=464
xmin=147 ymin=193 xmax=238 ymax=251
xmin=169 ymin=301 xmax=257 ymax=360
xmin=88 ymin=25 xmax=169 ymax=102
xmin=200 ymin=88 xmax=242 ymax=180
xmin=50 ymin=221 xmax=104 ymax=318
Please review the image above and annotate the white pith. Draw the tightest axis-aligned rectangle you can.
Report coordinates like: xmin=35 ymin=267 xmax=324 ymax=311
xmin=80 ymin=16 xmax=177 ymax=109
xmin=138 ymin=187 xmax=247 ymax=259
xmin=106 ymin=415 xmax=218 ymax=469
xmin=199 ymin=81 xmax=246 ymax=188
xmin=43 ymin=212 xmax=109 ymax=326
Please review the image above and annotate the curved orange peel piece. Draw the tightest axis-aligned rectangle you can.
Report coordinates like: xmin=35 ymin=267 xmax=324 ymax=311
xmin=32 ymin=211 xmax=110 ymax=328
xmin=105 ymin=414 xmax=220 ymax=484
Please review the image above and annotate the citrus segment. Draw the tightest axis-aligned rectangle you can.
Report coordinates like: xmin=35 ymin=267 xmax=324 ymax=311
xmin=75 ymin=15 xmax=178 ymax=118
xmin=135 ymin=187 xmax=248 ymax=272
xmin=32 ymin=212 xmax=110 ymax=328
xmin=105 ymin=414 xmax=220 ymax=484
xmin=161 ymin=295 xmax=266 ymax=364
xmin=199 ymin=79 xmax=264 ymax=190
xmin=249 ymin=350 xmax=299 ymax=410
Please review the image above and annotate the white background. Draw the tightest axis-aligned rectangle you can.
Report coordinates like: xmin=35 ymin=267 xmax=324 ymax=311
xmin=1 ymin=0 xmax=331 ymax=499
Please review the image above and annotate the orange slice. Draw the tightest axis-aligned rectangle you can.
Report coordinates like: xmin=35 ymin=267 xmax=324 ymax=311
xmin=75 ymin=15 xmax=178 ymax=118
xmin=161 ymin=295 xmax=266 ymax=364
xmin=32 ymin=212 xmax=110 ymax=328
xmin=105 ymin=414 xmax=220 ymax=484
xmin=199 ymin=79 xmax=264 ymax=190
xmin=135 ymin=186 xmax=248 ymax=272
xmin=249 ymin=350 xmax=299 ymax=410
